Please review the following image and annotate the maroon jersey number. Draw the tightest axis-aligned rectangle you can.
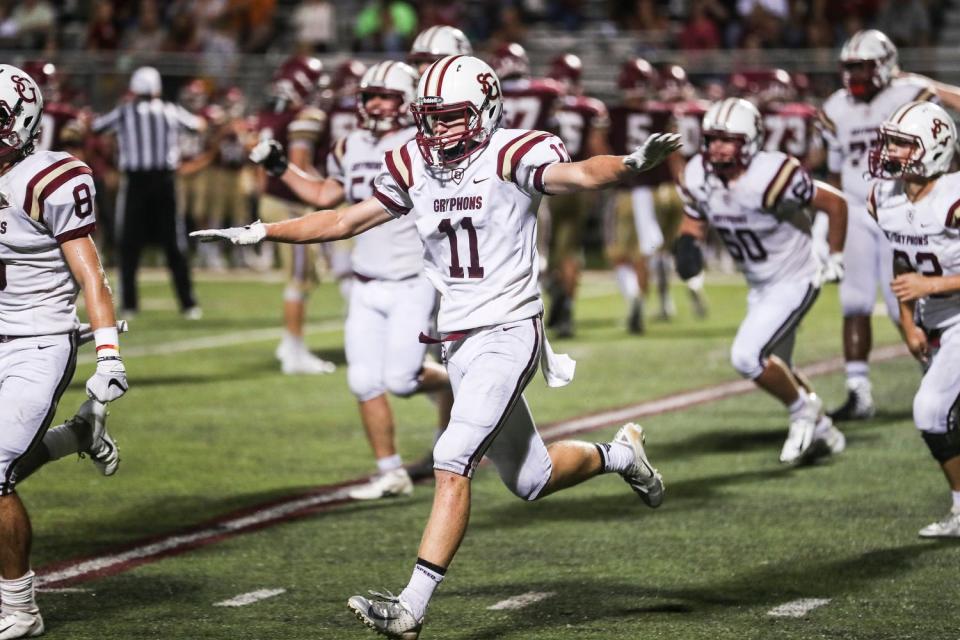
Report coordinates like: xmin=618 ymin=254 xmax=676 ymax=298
xmin=438 ymin=217 xmax=484 ymax=278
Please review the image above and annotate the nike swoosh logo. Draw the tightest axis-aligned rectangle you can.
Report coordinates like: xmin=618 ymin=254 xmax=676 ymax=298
xmin=37 ymin=344 xmax=55 ymax=350
xmin=473 ymin=177 xmax=489 ymax=184
xmin=108 ymin=379 xmax=127 ymax=391
xmin=366 ymin=607 xmax=398 ymax=622
xmin=0 ymin=621 xmax=15 ymax=633
xmin=502 ymin=326 xmax=518 ymax=332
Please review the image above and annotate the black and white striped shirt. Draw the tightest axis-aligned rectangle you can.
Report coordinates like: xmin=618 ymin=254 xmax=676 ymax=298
xmin=92 ymin=98 xmax=202 ymax=172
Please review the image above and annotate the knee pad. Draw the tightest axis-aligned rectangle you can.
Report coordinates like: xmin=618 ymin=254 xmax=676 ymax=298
xmin=921 ymin=430 xmax=960 ymax=464
xmin=730 ymin=343 xmax=763 ymax=379
xmin=384 ymin=367 xmax=421 ymax=398
xmin=347 ymin=364 xmax=385 ymax=402
xmin=508 ymin=458 xmax=553 ymax=502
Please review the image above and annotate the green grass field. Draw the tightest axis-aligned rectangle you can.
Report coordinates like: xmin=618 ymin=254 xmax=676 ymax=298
xmin=24 ymin=269 xmax=959 ymax=640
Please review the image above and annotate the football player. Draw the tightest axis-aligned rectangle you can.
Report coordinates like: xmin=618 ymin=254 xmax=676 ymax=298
xmin=676 ymin=98 xmax=848 ymax=464
xmin=607 ymin=58 xmax=675 ymax=332
xmin=22 ymin=61 xmax=84 ymax=155
xmin=204 ymin=87 xmax=250 ymax=270
xmin=195 ymin=54 xmax=679 ymax=639
xmin=254 ymin=55 xmax=337 ymax=375
xmin=250 ymin=61 xmax=454 ymax=501
xmin=546 ymin=53 xmax=610 ymax=337
xmin=0 ymin=65 xmax=127 ymax=638
xmin=819 ymin=29 xmax=937 ymax=420
xmin=407 ymin=25 xmax=473 ymax=77
xmin=867 ymin=102 xmax=960 ymax=537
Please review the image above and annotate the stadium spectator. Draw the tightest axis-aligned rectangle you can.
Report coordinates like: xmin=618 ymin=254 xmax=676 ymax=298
xmin=293 ymin=0 xmax=335 ymax=53
xmin=201 ymin=14 xmax=241 ymax=78
xmin=123 ymin=0 xmax=168 ymax=54
xmin=353 ymin=0 xmax=418 ymax=52
xmin=874 ymin=0 xmax=931 ymax=47
xmin=679 ymin=0 xmax=724 ymax=49
xmin=9 ymin=0 xmax=56 ymax=50
xmin=233 ymin=0 xmax=277 ymax=53
xmin=416 ymin=0 xmax=462 ymax=31
xmin=85 ymin=0 xmax=121 ymax=51
xmin=163 ymin=8 xmax=203 ymax=53
xmin=91 ymin=66 xmax=203 ymax=319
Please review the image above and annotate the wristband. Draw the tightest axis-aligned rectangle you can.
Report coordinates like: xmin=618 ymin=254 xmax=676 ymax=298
xmin=94 ymin=326 xmax=120 ymax=359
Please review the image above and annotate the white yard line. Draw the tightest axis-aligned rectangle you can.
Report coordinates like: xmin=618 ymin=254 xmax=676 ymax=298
xmin=214 ymin=588 xmax=287 ymax=607
xmin=487 ymin=591 xmax=556 ymax=611
xmin=767 ymin=598 xmax=832 ymax=618
xmin=37 ymin=587 xmax=92 ymax=594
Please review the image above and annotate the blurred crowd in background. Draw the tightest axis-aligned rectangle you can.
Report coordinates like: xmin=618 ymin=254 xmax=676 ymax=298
xmin=0 ymin=0 xmax=947 ymax=59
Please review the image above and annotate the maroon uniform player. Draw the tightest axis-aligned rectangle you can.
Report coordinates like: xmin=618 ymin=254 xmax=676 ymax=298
xmin=545 ymin=53 xmax=611 ymax=337
xmin=315 ymin=60 xmax=365 ymax=177
xmin=493 ymin=42 xmax=563 ymax=132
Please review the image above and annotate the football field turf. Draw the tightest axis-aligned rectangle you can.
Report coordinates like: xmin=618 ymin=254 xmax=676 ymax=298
xmin=26 ymin=270 xmax=959 ymax=639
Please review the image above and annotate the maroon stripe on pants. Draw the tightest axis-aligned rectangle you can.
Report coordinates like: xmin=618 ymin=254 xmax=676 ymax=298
xmin=463 ymin=317 xmax=542 ymax=475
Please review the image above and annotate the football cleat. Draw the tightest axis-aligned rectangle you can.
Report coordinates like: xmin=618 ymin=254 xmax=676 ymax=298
xmin=780 ymin=394 xmax=822 ymax=464
xmin=0 ymin=610 xmax=44 ymax=639
xmin=72 ymin=399 xmax=119 ymax=476
xmin=348 ymin=590 xmax=422 ymax=639
xmin=918 ymin=507 xmax=960 ymax=538
xmin=827 ymin=378 xmax=875 ymax=421
xmin=280 ymin=348 xmax=336 ymax=375
xmin=349 ymin=468 xmax=414 ymax=501
xmin=613 ymin=423 xmax=664 ymax=507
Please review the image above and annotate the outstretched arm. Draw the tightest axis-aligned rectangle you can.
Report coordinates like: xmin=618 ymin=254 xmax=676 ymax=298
xmin=543 ymin=132 xmax=681 ymax=194
xmin=192 ymin=196 xmax=393 ymax=245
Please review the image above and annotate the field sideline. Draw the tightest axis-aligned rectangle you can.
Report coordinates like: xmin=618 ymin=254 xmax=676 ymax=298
xmin=22 ymin=270 xmax=959 ymax=640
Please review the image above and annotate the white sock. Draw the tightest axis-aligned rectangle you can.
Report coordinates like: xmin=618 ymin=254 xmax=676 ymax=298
xmin=787 ymin=389 xmax=809 ymax=419
xmin=0 ymin=571 xmax=36 ymax=615
xmin=845 ymin=361 xmax=869 ymax=382
xmin=42 ymin=421 xmax=86 ymax=460
xmin=376 ymin=455 xmax=403 ymax=473
xmin=952 ymin=490 xmax=960 ymax=511
xmin=399 ymin=558 xmax=445 ymax=620
xmin=595 ymin=440 xmax=634 ymax=474
xmin=615 ymin=264 xmax=640 ymax=302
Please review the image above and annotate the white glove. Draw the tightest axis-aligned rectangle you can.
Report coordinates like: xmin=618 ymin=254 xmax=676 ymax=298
xmin=623 ymin=132 xmax=683 ymax=173
xmin=191 ymin=220 xmax=267 ymax=245
xmin=86 ymin=357 xmax=128 ymax=403
xmin=819 ymin=252 xmax=844 ymax=284
xmin=249 ymin=139 xmax=288 ymax=177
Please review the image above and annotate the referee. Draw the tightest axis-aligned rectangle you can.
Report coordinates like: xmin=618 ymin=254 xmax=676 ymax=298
xmin=92 ymin=66 xmax=202 ymax=318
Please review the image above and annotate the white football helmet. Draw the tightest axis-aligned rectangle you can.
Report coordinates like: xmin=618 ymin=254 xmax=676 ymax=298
xmin=357 ymin=61 xmax=418 ymax=133
xmin=0 ymin=65 xmax=43 ymax=163
xmin=870 ymin=101 xmax=956 ymax=179
xmin=408 ymin=26 xmax=473 ymax=67
xmin=840 ymin=30 xmax=897 ymax=99
xmin=701 ymin=98 xmax=763 ymax=174
xmin=411 ymin=55 xmax=503 ymax=167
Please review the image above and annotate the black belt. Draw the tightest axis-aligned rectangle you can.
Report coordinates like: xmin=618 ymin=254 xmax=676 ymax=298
xmin=353 ymin=271 xmax=420 ymax=284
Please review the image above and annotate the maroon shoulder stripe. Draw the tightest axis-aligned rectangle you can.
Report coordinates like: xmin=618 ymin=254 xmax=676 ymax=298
xmin=23 ymin=157 xmax=74 ymax=213
xmin=38 ymin=165 xmax=93 ymax=224
xmin=533 ymin=163 xmax=551 ymax=194
xmin=508 ymin=133 xmax=551 ymax=185
xmin=373 ymin=187 xmax=410 ymax=216
xmin=761 ymin=157 xmax=791 ymax=209
xmin=384 ymin=150 xmax=409 ymax=192
xmin=399 ymin=144 xmax=414 ymax=188
xmin=55 ymin=222 xmax=97 ymax=244
xmin=946 ymin=199 xmax=960 ymax=228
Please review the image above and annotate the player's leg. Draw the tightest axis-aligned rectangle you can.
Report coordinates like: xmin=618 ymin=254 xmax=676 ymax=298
xmin=115 ymin=173 xmax=143 ymax=315
xmin=605 ymin=191 xmax=644 ymax=334
xmin=0 ymin=335 xmax=77 ymax=638
xmin=729 ymin=282 xmax=832 ymax=463
xmin=545 ymin=192 xmax=585 ymax=338
xmin=344 ymin=280 xmax=410 ymax=500
xmin=15 ymin=398 xmax=117 ymax=481
xmin=632 ymin=184 xmax=665 ymax=318
xmin=832 ymin=206 xmax=879 ymax=420
xmin=913 ymin=326 xmax=960 ymax=537
xmin=158 ymin=171 xmax=199 ymax=316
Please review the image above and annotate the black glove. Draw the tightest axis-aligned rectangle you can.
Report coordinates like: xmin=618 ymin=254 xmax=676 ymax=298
xmin=249 ymin=139 xmax=289 ymax=177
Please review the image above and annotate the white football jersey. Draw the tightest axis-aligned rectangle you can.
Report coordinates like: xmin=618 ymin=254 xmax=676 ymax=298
xmin=820 ymin=77 xmax=936 ymax=205
xmin=373 ymin=128 xmax=570 ymax=332
xmin=0 ymin=151 xmax=97 ymax=336
xmin=327 ymin=126 xmax=422 ymax=280
xmin=870 ymin=172 xmax=960 ymax=330
xmin=679 ymin=151 xmax=817 ymax=289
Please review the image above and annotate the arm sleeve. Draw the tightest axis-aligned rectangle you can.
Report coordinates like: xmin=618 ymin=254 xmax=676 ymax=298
xmin=175 ymin=105 xmax=203 ymax=131
xmin=497 ymin=130 xmax=570 ymax=196
xmin=372 ymin=163 xmax=414 ymax=218
xmin=90 ymin=107 xmax=120 ymax=134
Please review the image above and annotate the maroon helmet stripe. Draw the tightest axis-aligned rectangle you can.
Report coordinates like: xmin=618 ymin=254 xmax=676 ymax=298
xmin=895 ymin=102 xmax=922 ymax=125
xmin=435 ymin=55 xmax=465 ymax=95
xmin=24 ymin=157 xmax=74 ymax=214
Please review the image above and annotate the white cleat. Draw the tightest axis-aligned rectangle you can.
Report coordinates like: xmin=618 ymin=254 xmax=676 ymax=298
xmin=281 ymin=349 xmax=336 ymax=375
xmin=814 ymin=416 xmax=846 ymax=455
xmin=828 ymin=377 xmax=875 ymax=421
xmin=918 ymin=507 xmax=960 ymax=538
xmin=0 ymin=611 xmax=44 ymax=639
xmin=349 ymin=468 xmax=414 ymax=501
xmin=781 ymin=394 xmax=823 ymax=464
xmin=347 ymin=590 xmax=422 ymax=639
xmin=613 ymin=423 xmax=664 ymax=508
xmin=73 ymin=399 xmax=119 ymax=476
